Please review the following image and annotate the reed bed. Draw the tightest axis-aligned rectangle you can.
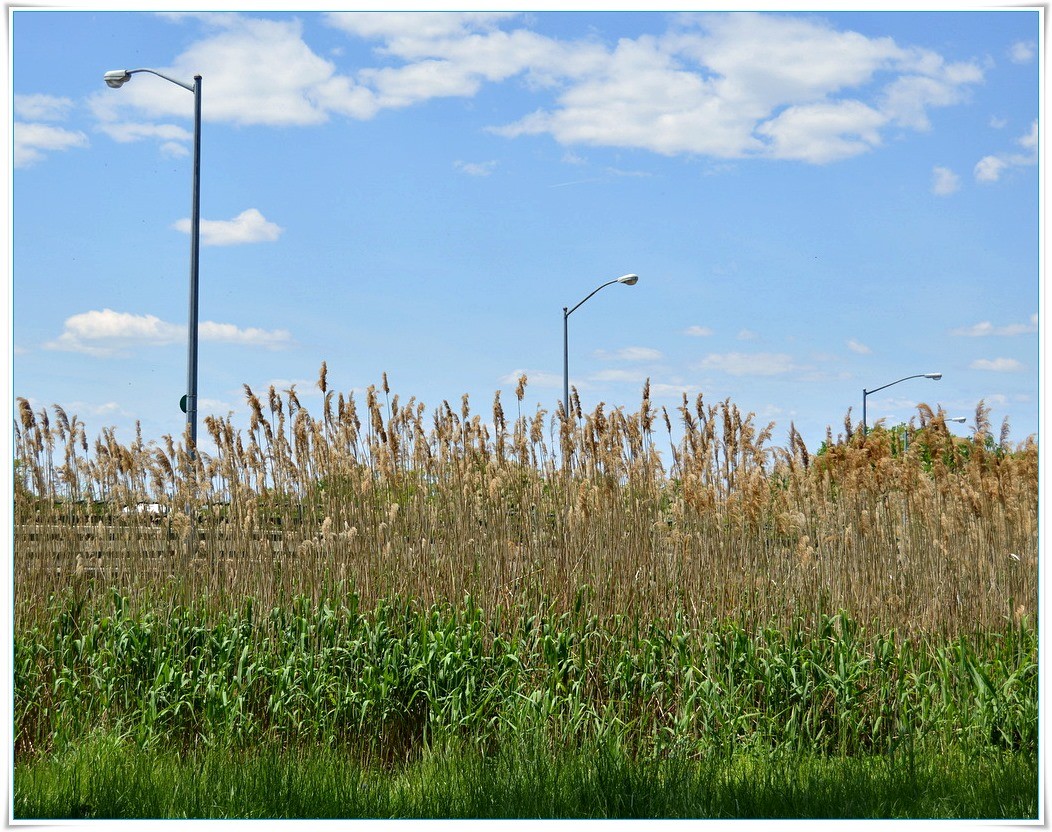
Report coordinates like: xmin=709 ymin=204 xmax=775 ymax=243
xmin=14 ymin=368 xmax=1036 ymax=636
xmin=13 ymin=371 xmax=1039 ymax=818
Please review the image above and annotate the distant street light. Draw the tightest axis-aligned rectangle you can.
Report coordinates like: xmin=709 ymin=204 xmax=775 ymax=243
xmin=862 ymin=372 xmax=941 ymax=435
xmin=105 ymin=68 xmax=202 ymax=453
xmin=904 ymin=415 xmax=966 ymax=452
xmin=563 ymin=274 xmax=638 ymax=416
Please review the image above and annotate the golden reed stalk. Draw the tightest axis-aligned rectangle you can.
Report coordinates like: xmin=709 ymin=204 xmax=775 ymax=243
xmin=14 ymin=370 xmax=1036 ymax=636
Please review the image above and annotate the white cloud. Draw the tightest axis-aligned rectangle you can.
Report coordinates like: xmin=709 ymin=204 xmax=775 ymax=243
xmin=970 ymin=357 xmax=1024 ymax=372
xmin=358 ymin=60 xmax=486 ymax=109
xmin=454 ymin=159 xmax=498 ymax=176
xmin=494 ymin=12 xmax=981 ymax=163
xmin=975 ymin=154 xmax=1009 ymax=183
xmin=592 ymin=368 xmax=649 ymax=383
xmin=91 ymin=402 xmax=125 ymax=416
xmin=736 ymin=329 xmax=758 ymax=341
xmin=1017 ymin=120 xmax=1038 ymax=153
xmin=547 ymin=177 xmax=604 ymax=189
xmin=45 ymin=310 xmax=183 ymax=356
xmin=846 ymin=339 xmax=872 ymax=354
xmin=261 ymin=378 xmax=319 ymax=395
xmin=14 ymin=94 xmax=75 ymax=121
xmin=931 ymin=165 xmax=960 ymax=196
xmin=495 ymin=37 xmax=742 ymax=157
xmin=605 ymin=166 xmax=653 ymax=179
xmin=97 ymin=121 xmax=193 ymax=144
xmin=89 ymin=15 xmax=380 ymax=131
xmin=160 ymin=141 xmax=190 ymax=159
xmin=1009 ymin=40 xmax=1035 ymax=64
xmin=619 ymin=346 xmax=663 ymax=361
xmin=595 ymin=346 xmax=663 ymax=361
xmin=44 ymin=309 xmax=292 ymax=356
xmin=649 ymin=382 xmax=702 ymax=399
xmin=697 ymin=352 xmax=799 ymax=376
xmin=90 ymin=11 xmax=986 ymax=166
xmin=684 ymin=325 xmax=713 ymax=337
xmin=88 ymin=11 xmax=577 ymax=138
xmin=498 ymin=368 xmax=562 ymax=388
xmin=199 ymin=322 xmax=294 ymax=348
xmin=974 ymin=120 xmax=1038 ymax=183
xmin=756 ymin=100 xmax=885 ymax=163
xmin=173 ymin=209 xmax=283 ymax=246
xmin=878 ymin=63 xmax=981 ymax=131
xmin=951 ymin=315 xmax=1037 ymax=337
xmin=14 ymin=122 xmax=89 ymax=167
xmin=324 ymin=11 xmax=518 ymax=46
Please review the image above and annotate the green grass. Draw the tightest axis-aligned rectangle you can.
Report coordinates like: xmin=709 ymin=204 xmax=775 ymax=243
xmin=14 ymin=589 xmax=1038 ymax=820
xmin=15 ymin=732 xmax=1037 ymax=819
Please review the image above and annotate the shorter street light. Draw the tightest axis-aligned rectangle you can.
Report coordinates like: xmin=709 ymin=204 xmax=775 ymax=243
xmin=904 ymin=416 xmax=967 ymax=452
xmin=862 ymin=372 xmax=942 ymax=435
xmin=563 ymin=274 xmax=638 ymax=416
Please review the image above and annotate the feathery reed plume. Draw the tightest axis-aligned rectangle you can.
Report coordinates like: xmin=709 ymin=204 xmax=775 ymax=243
xmin=974 ymin=399 xmax=991 ymax=444
xmin=788 ymin=422 xmax=810 ymax=469
xmin=286 ymin=385 xmax=301 ymax=415
xmin=52 ymin=404 xmax=70 ymax=438
xmin=17 ymin=397 xmax=35 ymax=432
xmin=999 ymin=416 xmax=1012 ymax=450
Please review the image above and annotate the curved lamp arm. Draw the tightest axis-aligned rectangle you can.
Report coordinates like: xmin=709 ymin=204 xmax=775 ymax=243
xmin=565 ymin=274 xmax=638 ymax=319
xmin=105 ymin=67 xmax=195 ymax=92
xmin=562 ymin=274 xmax=639 ymax=417
xmin=862 ymin=372 xmax=941 ymax=435
xmin=864 ymin=372 xmax=941 ymax=396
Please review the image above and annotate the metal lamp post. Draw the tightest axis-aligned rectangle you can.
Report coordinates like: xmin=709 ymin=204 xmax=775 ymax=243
xmin=104 ymin=68 xmax=202 ymax=453
xmin=563 ymin=274 xmax=638 ymax=416
xmin=862 ymin=372 xmax=941 ymax=435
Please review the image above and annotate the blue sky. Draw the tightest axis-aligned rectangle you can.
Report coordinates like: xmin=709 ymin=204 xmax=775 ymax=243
xmin=10 ymin=6 xmax=1042 ymax=458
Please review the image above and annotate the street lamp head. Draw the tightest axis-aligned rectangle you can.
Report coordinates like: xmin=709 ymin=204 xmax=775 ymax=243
xmin=104 ymin=69 xmax=132 ymax=88
xmin=925 ymin=372 xmax=943 ymax=380
xmin=948 ymin=416 xmax=967 ymax=424
xmin=617 ymin=274 xmax=639 ymax=286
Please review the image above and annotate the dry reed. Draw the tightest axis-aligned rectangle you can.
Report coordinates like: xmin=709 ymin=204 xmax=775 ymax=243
xmin=13 ymin=368 xmax=1037 ymax=635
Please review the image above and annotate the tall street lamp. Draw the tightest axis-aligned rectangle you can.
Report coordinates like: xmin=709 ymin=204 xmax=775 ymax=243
xmin=862 ymin=372 xmax=941 ymax=435
xmin=104 ymin=68 xmax=202 ymax=453
xmin=563 ymin=274 xmax=638 ymax=416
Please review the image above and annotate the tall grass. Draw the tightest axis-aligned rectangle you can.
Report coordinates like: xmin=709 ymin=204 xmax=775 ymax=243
xmin=14 ymin=370 xmax=1037 ymax=635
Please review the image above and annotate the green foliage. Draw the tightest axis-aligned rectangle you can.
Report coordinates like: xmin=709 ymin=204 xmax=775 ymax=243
xmin=15 ymin=591 xmax=1038 ymax=763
